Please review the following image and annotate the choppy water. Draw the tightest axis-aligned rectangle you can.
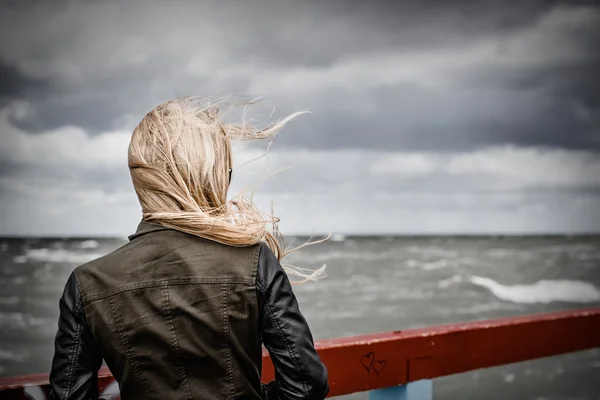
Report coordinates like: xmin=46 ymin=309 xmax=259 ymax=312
xmin=1 ymin=235 xmax=600 ymax=399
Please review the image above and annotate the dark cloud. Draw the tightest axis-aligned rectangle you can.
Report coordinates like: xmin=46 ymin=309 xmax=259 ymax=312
xmin=0 ymin=58 xmax=46 ymax=104
xmin=275 ymin=79 xmax=600 ymax=152
xmin=314 ymin=0 xmax=555 ymax=29
xmin=0 ymin=0 xmax=599 ymax=153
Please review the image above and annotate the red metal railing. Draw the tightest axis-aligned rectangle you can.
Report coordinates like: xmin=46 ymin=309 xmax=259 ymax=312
xmin=1 ymin=307 xmax=599 ymax=398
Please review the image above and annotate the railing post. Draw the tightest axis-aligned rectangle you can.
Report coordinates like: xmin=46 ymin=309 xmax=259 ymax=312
xmin=369 ymin=380 xmax=432 ymax=400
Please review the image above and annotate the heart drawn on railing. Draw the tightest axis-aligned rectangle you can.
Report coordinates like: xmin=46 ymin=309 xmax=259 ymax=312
xmin=360 ymin=352 xmax=375 ymax=372
xmin=360 ymin=352 xmax=387 ymax=375
xmin=373 ymin=360 xmax=387 ymax=375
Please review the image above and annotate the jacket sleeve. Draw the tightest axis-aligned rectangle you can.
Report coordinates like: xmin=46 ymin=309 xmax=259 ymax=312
xmin=49 ymin=272 xmax=103 ymax=400
xmin=256 ymin=244 xmax=329 ymax=400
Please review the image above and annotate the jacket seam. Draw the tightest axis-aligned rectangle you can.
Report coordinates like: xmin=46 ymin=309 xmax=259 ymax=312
xmin=254 ymin=244 xmax=262 ymax=339
xmin=108 ymin=296 xmax=150 ymax=394
xmin=163 ymin=285 xmax=193 ymax=400
xmin=222 ymin=283 xmax=236 ymax=398
xmin=73 ymin=275 xmax=103 ymax=366
xmin=251 ymin=244 xmax=261 ymax=283
xmin=84 ymin=277 xmax=254 ymax=302
xmin=63 ymin=300 xmax=83 ymax=399
xmin=73 ymin=279 xmax=84 ymax=316
xmin=261 ymin=285 xmax=309 ymax=394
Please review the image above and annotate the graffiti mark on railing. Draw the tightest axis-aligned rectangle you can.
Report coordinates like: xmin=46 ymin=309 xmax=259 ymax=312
xmin=360 ymin=352 xmax=387 ymax=375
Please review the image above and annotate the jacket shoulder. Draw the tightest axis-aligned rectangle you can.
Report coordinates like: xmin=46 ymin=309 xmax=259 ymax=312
xmin=74 ymin=233 xmax=264 ymax=299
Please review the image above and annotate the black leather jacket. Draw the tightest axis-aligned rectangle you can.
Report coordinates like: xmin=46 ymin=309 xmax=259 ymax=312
xmin=49 ymin=221 xmax=329 ymax=399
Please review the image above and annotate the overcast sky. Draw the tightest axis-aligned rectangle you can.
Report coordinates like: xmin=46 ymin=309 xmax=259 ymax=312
xmin=0 ymin=0 xmax=599 ymax=236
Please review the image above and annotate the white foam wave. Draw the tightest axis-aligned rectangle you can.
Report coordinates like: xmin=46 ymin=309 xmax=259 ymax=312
xmin=13 ymin=248 xmax=102 ymax=264
xmin=437 ymin=274 xmax=463 ymax=288
xmin=469 ymin=276 xmax=600 ymax=304
xmin=79 ymin=240 xmax=99 ymax=249
xmin=405 ymin=258 xmax=451 ymax=270
xmin=421 ymin=259 xmax=450 ymax=270
xmin=329 ymin=233 xmax=346 ymax=242
xmin=297 ymin=250 xmax=393 ymax=263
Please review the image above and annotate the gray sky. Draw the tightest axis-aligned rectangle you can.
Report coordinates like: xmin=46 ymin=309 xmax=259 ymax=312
xmin=1 ymin=0 xmax=599 ymax=236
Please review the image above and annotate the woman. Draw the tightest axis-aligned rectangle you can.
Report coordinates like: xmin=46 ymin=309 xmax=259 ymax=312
xmin=49 ymin=97 xmax=329 ymax=399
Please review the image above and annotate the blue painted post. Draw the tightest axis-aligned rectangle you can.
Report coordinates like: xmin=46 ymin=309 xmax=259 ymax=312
xmin=369 ymin=380 xmax=432 ymax=400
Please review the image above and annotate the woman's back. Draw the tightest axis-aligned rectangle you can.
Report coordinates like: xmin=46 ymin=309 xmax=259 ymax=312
xmin=78 ymin=221 xmax=263 ymax=399
xmin=51 ymin=221 xmax=328 ymax=399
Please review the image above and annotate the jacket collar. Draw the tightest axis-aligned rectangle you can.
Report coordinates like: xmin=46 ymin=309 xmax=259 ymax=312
xmin=128 ymin=220 xmax=173 ymax=241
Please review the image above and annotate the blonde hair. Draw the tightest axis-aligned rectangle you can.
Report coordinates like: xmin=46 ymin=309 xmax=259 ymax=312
xmin=128 ymin=97 xmax=326 ymax=282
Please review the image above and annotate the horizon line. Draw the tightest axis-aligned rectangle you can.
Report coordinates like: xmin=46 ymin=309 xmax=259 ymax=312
xmin=1 ymin=231 xmax=599 ymax=240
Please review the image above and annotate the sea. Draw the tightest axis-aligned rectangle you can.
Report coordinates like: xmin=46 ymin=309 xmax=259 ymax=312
xmin=1 ymin=235 xmax=599 ymax=399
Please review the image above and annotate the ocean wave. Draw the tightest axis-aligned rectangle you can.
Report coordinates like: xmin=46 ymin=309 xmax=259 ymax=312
xmin=0 ymin=312 xmax=52 ymax=331
xmin=487 ymin=248 xmax=517 ymax=258
xmin=0 ymin=348 xmax=29 ymax=362
xmin=437 ymin=274 xmax=463 ymax=288
xmin=385 ymin=288 xmax=435 ymax=301
xmin=453 ymin=301 xmax=522 ymax=315
xmin=13 ymin=248 xmax=103 ymax=264
xmin=79 ymin=240 xmax=99 ymax=249
xmin=405 ymin=246 xmax=459 ymax=258
xmin=310 ymin=309 xmax=366 ymax=321
xmin=469 ymin=276 xmax=600 ymax=304
xmin=329 ymin=234 xmax=346 ymax=242
xmin=0 ymin=276 xmax=28 ymax=285
xmin=537 ymin=244 xmax=600 ymax=254
xmin=294 ymin=250 xmax=395 ymax=263
xmin=421 ymin=259 xmax=450 ymax=270
xmin=405 ymin=258 xmax=451 ymax=270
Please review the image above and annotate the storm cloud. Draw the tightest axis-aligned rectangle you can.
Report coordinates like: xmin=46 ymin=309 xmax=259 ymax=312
xmin=0 ymin=0 xmax=599 ymax=235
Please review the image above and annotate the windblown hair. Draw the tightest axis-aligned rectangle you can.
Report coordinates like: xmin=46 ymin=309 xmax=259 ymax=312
xmin=128 ymin=97 xmax=326 ymax=282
